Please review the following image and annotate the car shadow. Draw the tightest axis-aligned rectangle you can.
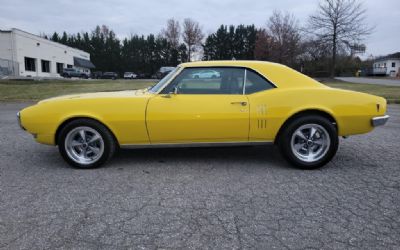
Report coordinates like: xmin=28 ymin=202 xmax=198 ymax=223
xmin=110 ymin=145 xmax=293 ymax=170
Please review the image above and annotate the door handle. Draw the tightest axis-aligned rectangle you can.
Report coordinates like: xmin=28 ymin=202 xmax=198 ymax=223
xmin=231 ymin=101 xmax=247 ymax=106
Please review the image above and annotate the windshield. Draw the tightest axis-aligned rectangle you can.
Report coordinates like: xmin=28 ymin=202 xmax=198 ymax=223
xmin=149 ymin=67 xmax=180 ymax=93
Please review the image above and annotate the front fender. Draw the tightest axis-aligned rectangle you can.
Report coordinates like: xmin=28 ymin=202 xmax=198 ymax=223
xmin=20 ymin=97 xmax=150 ymax=145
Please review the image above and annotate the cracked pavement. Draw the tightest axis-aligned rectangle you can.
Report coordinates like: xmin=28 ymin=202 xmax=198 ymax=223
xmin=1 ymin=103 xmax=399 ymax=249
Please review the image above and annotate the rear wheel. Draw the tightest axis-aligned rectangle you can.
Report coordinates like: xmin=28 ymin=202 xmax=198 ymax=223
xmin=58 ymin=119 xmax=117 ymax=168
xmin=278 ymin=115 xmax=338 ymax=169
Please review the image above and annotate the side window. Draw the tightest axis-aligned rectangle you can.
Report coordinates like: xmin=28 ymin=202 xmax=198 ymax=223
xmin=245 ymin=69 xmax=274 ymax=94
xmin=162 ymin=67 xmax=245 ymax=95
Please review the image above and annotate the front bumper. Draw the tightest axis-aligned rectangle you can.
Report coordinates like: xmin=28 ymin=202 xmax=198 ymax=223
xmin=16 ymin=111 xmax=25 ymax=130
xmin=371 ymin=115 xmax=390 ymax=127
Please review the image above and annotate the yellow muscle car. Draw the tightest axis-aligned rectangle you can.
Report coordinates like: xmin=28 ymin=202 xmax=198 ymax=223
xmin=17 ymin=61 xmax=389 ymax=169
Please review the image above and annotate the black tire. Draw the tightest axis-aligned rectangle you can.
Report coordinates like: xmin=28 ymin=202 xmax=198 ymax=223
xmin=58 ymin=119 xmax=117 ymax=169
xmin=278 ymin=115 xmax=338 ymax=169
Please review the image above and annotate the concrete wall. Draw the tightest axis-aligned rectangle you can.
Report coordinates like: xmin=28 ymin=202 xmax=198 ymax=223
xmin=0 ymin=31 xmax=14 ymax=61
xmin=0 ymin=29 xmax=92 ymax=77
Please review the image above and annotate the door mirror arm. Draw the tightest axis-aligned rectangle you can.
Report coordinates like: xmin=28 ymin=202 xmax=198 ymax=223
xmin=172 ymin=87 xmax=178 ymax=95
xmin=162 ymin=87 xmax=178 ymax=98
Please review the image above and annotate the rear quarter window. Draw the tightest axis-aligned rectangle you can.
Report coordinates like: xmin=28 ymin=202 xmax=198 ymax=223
xmin=245 ymin=69 xmax=275 ymax=94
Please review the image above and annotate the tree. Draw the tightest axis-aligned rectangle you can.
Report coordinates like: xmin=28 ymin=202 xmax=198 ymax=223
xmin=298 ymin=38 xmax=331 ymax=76
xmin=309 ymin=0 xmax=372 ymax=77
xmin=60 ymin=32 xmax=68 ymax=44
xmin=51 ymin=32 xmax=60 ymax=42
xmin=267 ymin=11 xmax=302 ymax=67
xmin=182 ymin=18 xmax=204 ymax=61
xmin=253 ymin=11 xmax=302 ymax=67
xmin=162 ymin=18 xmax=181 ymax=49
xmin=203 ymin=25 xmax=230 ymax=60
xmin=254 ymin=28 xmax=273 ymax=61
xmin=203 ymin=24 xmax=257 ymax=60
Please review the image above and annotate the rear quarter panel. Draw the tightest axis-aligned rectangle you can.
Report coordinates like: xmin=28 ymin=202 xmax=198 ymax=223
xmin=248 ymin=87 xmax=386 ymax=141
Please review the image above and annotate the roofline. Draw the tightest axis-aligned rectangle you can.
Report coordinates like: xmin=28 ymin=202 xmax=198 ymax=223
xmin=1 ymin=28 xmax=90 ymax=56
xmin=179 ymin=60 xmax=283 ymax=67
xmin=374 ymin=58 xmax=400 ymax=62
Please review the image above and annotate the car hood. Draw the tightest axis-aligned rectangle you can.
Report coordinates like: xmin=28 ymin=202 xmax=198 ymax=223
xmin=38 ymin=89 xmax=152 ymax=104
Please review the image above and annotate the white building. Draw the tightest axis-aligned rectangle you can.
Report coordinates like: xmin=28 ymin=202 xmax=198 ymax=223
xmin=0 ymin=28 xmax=94 ymax=78
xmin=373 ymin=56 xmax=400 ymax=77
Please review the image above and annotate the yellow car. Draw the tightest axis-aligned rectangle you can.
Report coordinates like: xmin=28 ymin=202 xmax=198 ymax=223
xmin=18 ymin=61 xmax=389 ymax=169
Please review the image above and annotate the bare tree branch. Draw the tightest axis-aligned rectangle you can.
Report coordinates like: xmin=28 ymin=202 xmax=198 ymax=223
xmin=182 ymin=18 xmax=204 ymax=62
xmin=161 ymin=19 xmax=181 ymax=49
xmin=308 ymin=0 xmax=372 ymax=76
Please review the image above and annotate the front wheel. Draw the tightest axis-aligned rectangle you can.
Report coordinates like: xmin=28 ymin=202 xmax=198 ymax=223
xmin=58 ymin=119 xmax=117 ymax=168
xmin=278 ymin=115 xmax=338 ymax=169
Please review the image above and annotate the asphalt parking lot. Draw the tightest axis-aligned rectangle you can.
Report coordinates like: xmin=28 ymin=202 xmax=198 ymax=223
xmin=1 ymin=103 xmax=399 ymax=249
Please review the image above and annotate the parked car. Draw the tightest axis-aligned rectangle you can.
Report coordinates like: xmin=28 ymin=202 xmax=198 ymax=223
xmin=18 ymin=60 xmax=389 ymax=169
xmin=192 ymin=69 xmax=220 ymax=79
xmin=62 ymin=68 xmax=90 ymax=79
xmin=91 ymin=71 xmax=103 ymax=79
xmin=156 ymin=66 xmax=175 ymax=79
xmin=102 ymin=72 xmax=118 ymax=80
xmin=123 ymin=72 xmax=137 ymax=79
xmin=136 ymin=73 xmax=152 ymax=79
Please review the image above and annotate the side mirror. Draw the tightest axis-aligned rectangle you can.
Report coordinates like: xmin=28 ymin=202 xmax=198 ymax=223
xmin=170 ymin=87 xmax=178 ymax=95
xmin=162 ymin=87 xmax=178 ymax=98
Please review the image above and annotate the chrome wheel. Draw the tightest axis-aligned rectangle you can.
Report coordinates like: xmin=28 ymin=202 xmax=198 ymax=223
xmin=290 ymin=124 xmax=330 ymax=163
xmin=64 ymin=126 xmax=104 ymax=165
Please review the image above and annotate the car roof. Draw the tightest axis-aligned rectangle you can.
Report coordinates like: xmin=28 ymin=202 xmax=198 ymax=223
xmin=179 ymin=60 xmax=325 ymax=89
xmin=179 ymin=60 xmax=280 ymax=68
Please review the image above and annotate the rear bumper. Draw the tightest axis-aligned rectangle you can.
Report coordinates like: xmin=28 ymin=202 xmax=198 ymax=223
xmin=371 ymin=115 xmax=390 ymax=127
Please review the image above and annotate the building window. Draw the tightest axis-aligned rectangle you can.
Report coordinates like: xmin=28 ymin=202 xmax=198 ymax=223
xmin=56 ymin=63 xmax=64 ymax=74
xmin=384 ymin=63 xmax=386 ymax=67
xmin=24 ymin=57 xmax=36 ymax=72
xmin=41 ymin=60 xmax=50 ymax=73
xmin=67 ymin=64 xmax=73 ymax=68
xmin=392 ymin=62 xmax=396 ymax=68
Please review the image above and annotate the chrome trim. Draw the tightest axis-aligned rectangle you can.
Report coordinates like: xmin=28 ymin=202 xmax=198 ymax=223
xmin=290 ymin=123 xmax=330 ymax=163
xmin=17 ymin=111 xmax=25 ymax=130
xmin=156 ymin=65 xmax=278 ymax=96
xmin=64 ymin=126 xmax=105 ymax=165
xmin=243 ymin=69 xmax=247 ymax=95
xmin=246 ymin=67 xmax=278 ymax=89
xmin=120 ymin=141 xmax=273 ymax=149
xmin=154 ymin=67 xmax=184 ymax=94
xmin=371 ymin=115 xmax=389 ymax=127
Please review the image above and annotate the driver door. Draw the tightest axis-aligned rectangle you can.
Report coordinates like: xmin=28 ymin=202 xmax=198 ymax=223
xmin=146 ymin=67 xmax=249 ymax=143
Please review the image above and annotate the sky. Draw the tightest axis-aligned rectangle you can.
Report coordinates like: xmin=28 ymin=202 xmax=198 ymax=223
xmin=0 ymin=0 xmax=399 ymax=57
